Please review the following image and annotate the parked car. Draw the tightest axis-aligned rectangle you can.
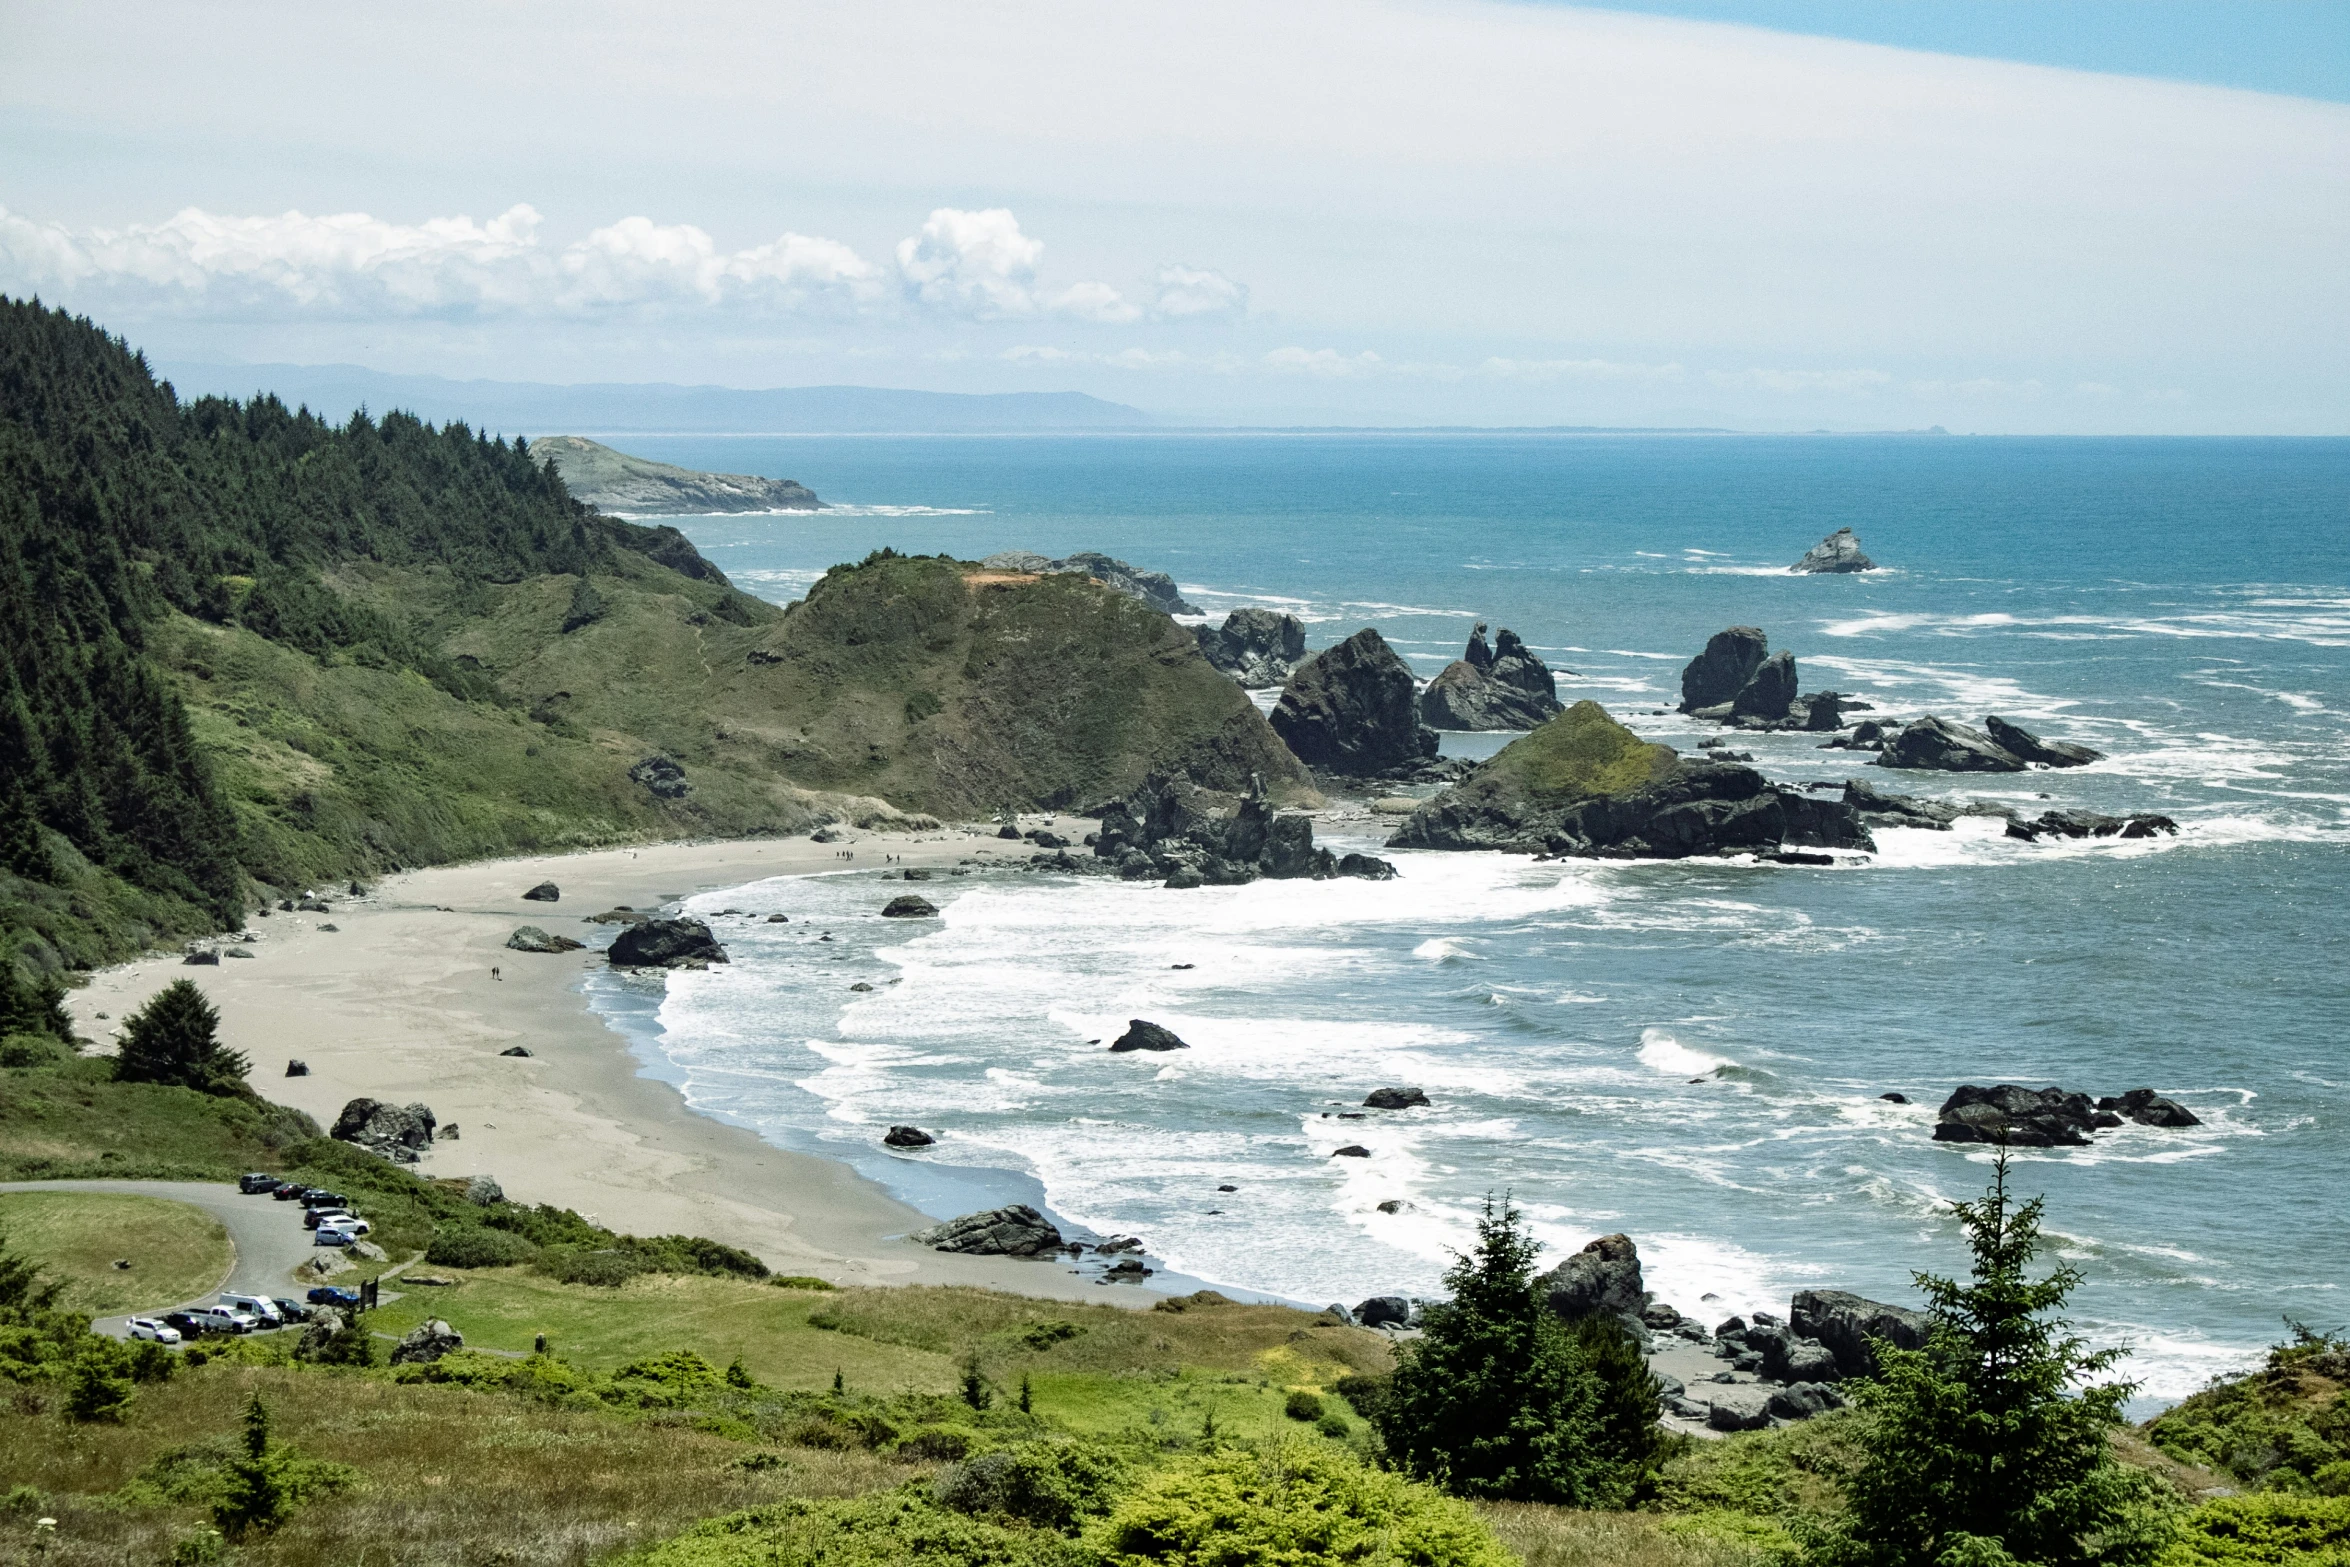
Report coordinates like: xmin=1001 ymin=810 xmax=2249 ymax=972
xmin=303 ymin=1208 xmax=366 ymax=1232
xmin=271 ymin=1297 xmax=312 ymax=1323
xmin=161 ymin=1310 xmax=214 ymax=1338
xmin=220 ymin=1292 xmax=283 ymax=1325
xmin=127 ymin=1317 xmax=182 ymax=1345
xmin=300 ymin=1191 xmax=348 ymax=1211
xmin=238 ymin=1172 xmax=280 ymax=1194
xmin=314 ymin=1227 xmax=355 ymax=1248
xmin=188 ymin=1305 xmax=256 ymax=1334
xmin=305 ymin=1286 xmax=361 ymax=1308
xmin=271 ymin=1182 xmax=308 ymax=1200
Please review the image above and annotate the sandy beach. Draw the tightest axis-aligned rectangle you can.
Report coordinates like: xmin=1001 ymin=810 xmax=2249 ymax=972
xmin=63 ymin=826 xmax=1127 ymax=1302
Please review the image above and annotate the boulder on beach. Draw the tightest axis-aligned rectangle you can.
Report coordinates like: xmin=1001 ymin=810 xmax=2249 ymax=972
xmin=883 ymin=1124 xmax=937 ymax=1148
xmin=1355 ymin=1295 xmax=1415 ymax=1328
xmin=1420 ymin=625 xmax=1565 ymax=731
xmin=284 ymin=1059 xmax=309 ymax=1077
xmin=607 ymin=918 xmax=729 ymax=968
xmin=1537 ymin=1232 xmax=1644 ymax=1322
xmin=1195 ymin=609 xmax=1308 ymax=688
xmin=1984 ymin=715 xmax=2103 ymax=768
xmin=1790 ymin=1289 xmax=1931 ymax=1379
xmin=1363 ymin=1086 xmax=1431 ymax=1110
xmin=1679 ymin=628 xmax=1769 ymax=713
xmin=332 ymin=1097 xmax=438 ymax=1162
xmin=911 ymin=1204 xmax=1065 ymax=1257
xmin=464 ymin=1175 xmax=505 ymax=1205
xmin=500 ymin=1045 xmax=533 ymax=1057
xmin=1109 ymin=1019 xmax=1189 ymax=1053
xmin=1875 ymin=716 xmax=2026 ymax=773
xmin=506 ymin=925 xmax=586 ymax=953
xmin=881 ymin=895 xmax=939 ymax=918
xmin=1767 ymin=1382 xmax=1850 ymax=1420
xmin=1271 ymin=628 xmax=1441 ymax=776
xmin=1791 ymin=527 xmax=1878 ymax=574
xmin=521 ymin=881 xmax=561 ymax=902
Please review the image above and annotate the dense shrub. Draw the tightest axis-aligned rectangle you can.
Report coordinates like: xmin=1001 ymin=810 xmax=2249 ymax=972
xmin=1090 ymin=1441 xmax=1515 ymax=1567
xmin=935 ymin=1441 xmax=1133 ymax=1531
xmin=424 ymin=1225 xmax=539 ymax=1268
xmin=2145 ymin=1326 xmax=2350 ymax=1492
xmin=2156 ymin=1492 xmax=2350 ymax=1565
xmin=634 ymin=1487 xmax=1086 ymax=1567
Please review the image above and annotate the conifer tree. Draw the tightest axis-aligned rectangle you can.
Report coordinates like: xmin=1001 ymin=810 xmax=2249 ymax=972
xmin=1375 ymin=1195 xmax=1630 ymax=1505
xmin=1837 ymin=1148 xmax=2162 ymax=1567
xmin=112 ymin=979 xmax=248 ymax=1095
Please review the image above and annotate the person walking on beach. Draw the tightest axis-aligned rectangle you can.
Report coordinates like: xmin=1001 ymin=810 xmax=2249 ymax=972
xmin=492 ymin=966 xmax=501 ymax=981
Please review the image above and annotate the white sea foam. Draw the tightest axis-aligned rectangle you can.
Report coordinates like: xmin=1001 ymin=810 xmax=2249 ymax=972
xmin=1636 ymin=1027 xmax=1731 ymax=1077
xmin=815 ymin=503 xmax=989 ymax=516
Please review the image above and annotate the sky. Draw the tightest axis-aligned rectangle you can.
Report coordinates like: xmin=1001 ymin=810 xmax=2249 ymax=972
xmin=2 ymin=0 xmax=2345 ymax=433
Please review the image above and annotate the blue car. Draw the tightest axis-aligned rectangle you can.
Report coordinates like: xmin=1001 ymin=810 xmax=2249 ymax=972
xmin=305 ymin=1286 xmax=361 ymax=1307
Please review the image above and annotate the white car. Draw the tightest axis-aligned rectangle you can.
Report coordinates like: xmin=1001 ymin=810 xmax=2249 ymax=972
xmin=219 ymin=1292 xmax=283 ymax=1325
xmin=305 ymin=1210 xmax=368 ymax=1235
xmin=126 ymin=1317 xmax=182 ymax=1345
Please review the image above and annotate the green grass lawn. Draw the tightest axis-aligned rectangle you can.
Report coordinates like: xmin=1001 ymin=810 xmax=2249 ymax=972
xmin=0 ymin=1190 xmax=233 ymax=1314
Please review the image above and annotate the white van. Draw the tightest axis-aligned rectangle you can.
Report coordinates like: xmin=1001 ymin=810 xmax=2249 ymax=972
xmin=220 ymin=1292 xmax=283 ymax=1325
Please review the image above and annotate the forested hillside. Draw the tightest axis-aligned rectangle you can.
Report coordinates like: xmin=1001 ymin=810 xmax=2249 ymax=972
xmin=0 ymin=300 xmax=1301 ymax=986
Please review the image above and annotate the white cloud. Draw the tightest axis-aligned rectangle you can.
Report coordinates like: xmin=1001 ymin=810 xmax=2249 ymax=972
xmin=1149 ymin=264 xmax=1247 ymax=320
xmin=894 ymin=207 xmax=1044 ymax=316
xmin=0 ymin=202 xmax=885 ymax=317
xmin=1706 ymin=366 xmax=1894 ymax=394
xmin=1045 ymin=280 xmax=1142 ymax=324
xmin=1264 ymin=346 xmax=1384 ymax=378
xmin=1003 ymin=345 xmax=1244 ymax=372
xmin=1481 ymin=356 xmax=1684 ymax=383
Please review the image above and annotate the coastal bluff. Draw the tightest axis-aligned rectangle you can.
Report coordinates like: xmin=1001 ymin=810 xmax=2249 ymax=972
xmin=529 ymin=434 xmax=824 ymax=515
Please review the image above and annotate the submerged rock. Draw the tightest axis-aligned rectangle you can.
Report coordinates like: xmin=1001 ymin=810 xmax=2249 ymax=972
xmin=1363 ymin=1086 xmax=1431 ymax=1109
xmin=1195 ymin=609 xmax=1308 ymax=687
xmin=1984 ymin=715 xmax=2105 ymax=768
xmin=911 ymin=1204 xmax=1065 ymax=1257
xmin=1420 ymin=625 xmax=1564 ymax=731
xmin=883 ymin=1125 xmax=937 ymax=1148
xmin=1875 ymin=715 xmax=2026 ymax=772
xmin=1271 ymin=629 xmax=1440 ymax=776
xmin=607 ymin=918 xmax=729 ymax=968
xmin=1791 ymin=527 xmax=1878 ymax=573
xmin=1389 ymin=701 xmax=1872 ymax=860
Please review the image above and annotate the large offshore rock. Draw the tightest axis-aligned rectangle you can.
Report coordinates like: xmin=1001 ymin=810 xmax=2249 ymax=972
xmin=1194 ymin=609 xmax=1308 ymax=688
xmin=1538 ymin=1232 xmax=1645 ymax=1321
xmin=2098 ymin=1088 xmax=2201 ymax=1128
xmin=1984 ymin=715 xmax=2105 ymax=768
xmin=1679 ymin=627 xmax=1769 ymax=712
xmin=1420 ymin=626 xmax=1564 ymax=731
xmin=1791 ymin=527 xmax=1878 ymax=573
xmin=1730 ymin=650 xmax=1799 ymax=722
xmin=1932 ymin=1084 xmax=2098 ymax=1147
xmin=1790 ymin=1289 xmax=1932 ymax=1379
xmin=1389 ymin=702 xmax=1873 ymax=859
xmin=1271 ymin=629 xmax=1440 ymax=775
xmin=606 ymin=918 xmax=730 ymax=968
xmin=1875 ymin=716 xmax=2026 ymax=773
xmin=911 ymin=1204 xmax=1065 ymax=1257
xmin=1109 ymin=1019 xmax=1189 ymax=1053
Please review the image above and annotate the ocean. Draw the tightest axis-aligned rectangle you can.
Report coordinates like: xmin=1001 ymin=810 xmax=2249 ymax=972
xmin=578 ymin=431 xmax=2349 ymax=1409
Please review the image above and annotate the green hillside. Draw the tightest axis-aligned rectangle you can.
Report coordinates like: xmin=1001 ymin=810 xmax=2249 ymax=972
xmin=0 ymin=300 xmax=1308 ymax=983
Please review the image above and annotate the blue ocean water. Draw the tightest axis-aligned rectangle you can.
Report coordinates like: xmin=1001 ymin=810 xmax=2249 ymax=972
xmin=585 ymin=432 xmax=2349 ymax=1406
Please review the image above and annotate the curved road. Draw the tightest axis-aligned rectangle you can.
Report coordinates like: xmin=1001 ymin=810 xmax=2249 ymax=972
xmin=0 ymin=1178 xmax=325 ymax=1336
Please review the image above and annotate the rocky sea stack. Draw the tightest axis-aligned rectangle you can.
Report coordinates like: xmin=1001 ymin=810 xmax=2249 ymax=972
xmin=1389 ymin=700 xmax=1871 ymax=859
xmin=1791 ymin=527 xmax=1878 ymax=573
xmin=1420 ymin=623 xmax=1564 ymax=731
xmin=1194 ymin=609 xmax=1307 ymax=688
xmin=1271 ymin=628 xmax=1440 ymax=776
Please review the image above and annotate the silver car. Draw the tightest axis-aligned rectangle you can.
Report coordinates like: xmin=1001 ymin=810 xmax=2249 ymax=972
xmin=126 ymin=1317 xmax=182 ymax=1345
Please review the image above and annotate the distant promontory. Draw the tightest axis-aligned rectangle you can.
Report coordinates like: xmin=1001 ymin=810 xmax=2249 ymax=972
xmin=529 ymin=435 xmax=824 ymax=516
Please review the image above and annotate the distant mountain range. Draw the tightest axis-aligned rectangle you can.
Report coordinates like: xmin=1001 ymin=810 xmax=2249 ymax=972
xmin=157 ymin=362 xmax=1155 ymax=435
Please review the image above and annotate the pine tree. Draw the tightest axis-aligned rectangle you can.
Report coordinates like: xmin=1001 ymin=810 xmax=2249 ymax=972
xmin=1374 ymin=1195 xmax=1623 ymax=1505
xmin=214 ymin=1391 xmax=293 ymax=1539
xmin=1837 ymin=1147 xmax=2162 ymax=1567
xmin=112 ymin=979 xmax=249 ymax=1095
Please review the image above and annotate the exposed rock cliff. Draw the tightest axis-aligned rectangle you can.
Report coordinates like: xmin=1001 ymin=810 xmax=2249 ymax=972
xmin=1194 ymin=608 xmax=1306 ymax=687
xmin=530 ymin=435 xmax=823 ymax=515
xmin=980 ymin=551 xmax=1197 ymax=616
xmin=1791 ymin=527 xmax=1878 ymax=573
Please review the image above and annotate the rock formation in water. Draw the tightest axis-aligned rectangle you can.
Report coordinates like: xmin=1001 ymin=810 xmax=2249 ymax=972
xmin=1093 ymin=772 xmax=1397 ymax=884
xmin=1388 ymin=701 xmax=1873 ymax=860
xmin=1194 ymin=609 xmax=1307 ymax=687
xmin=1539 ymin=1233 xmax=1646 ymax=1324
xmin=1984 ymin=715 xmax=2105 ymax=767
xmin=1932 ymin=1082 xmax=2200 ymax=1146
xmin=980 ymin=550 xmax=1197 ymax=615
xmin=1791 ymin=527 xmax=1878 ymax=573
xmin=1680 ymin=627 xmax=1768 ymax=712
xmin=1420 ymin=624 xmax=1565 ymax=731
xmin=1271 ymin=628 xmax=1440 ymax=776
xmin=606 ymin=917 xmax=729 ymax=968
xmin=1678 ymin=627 xmax=1858 ymax=731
